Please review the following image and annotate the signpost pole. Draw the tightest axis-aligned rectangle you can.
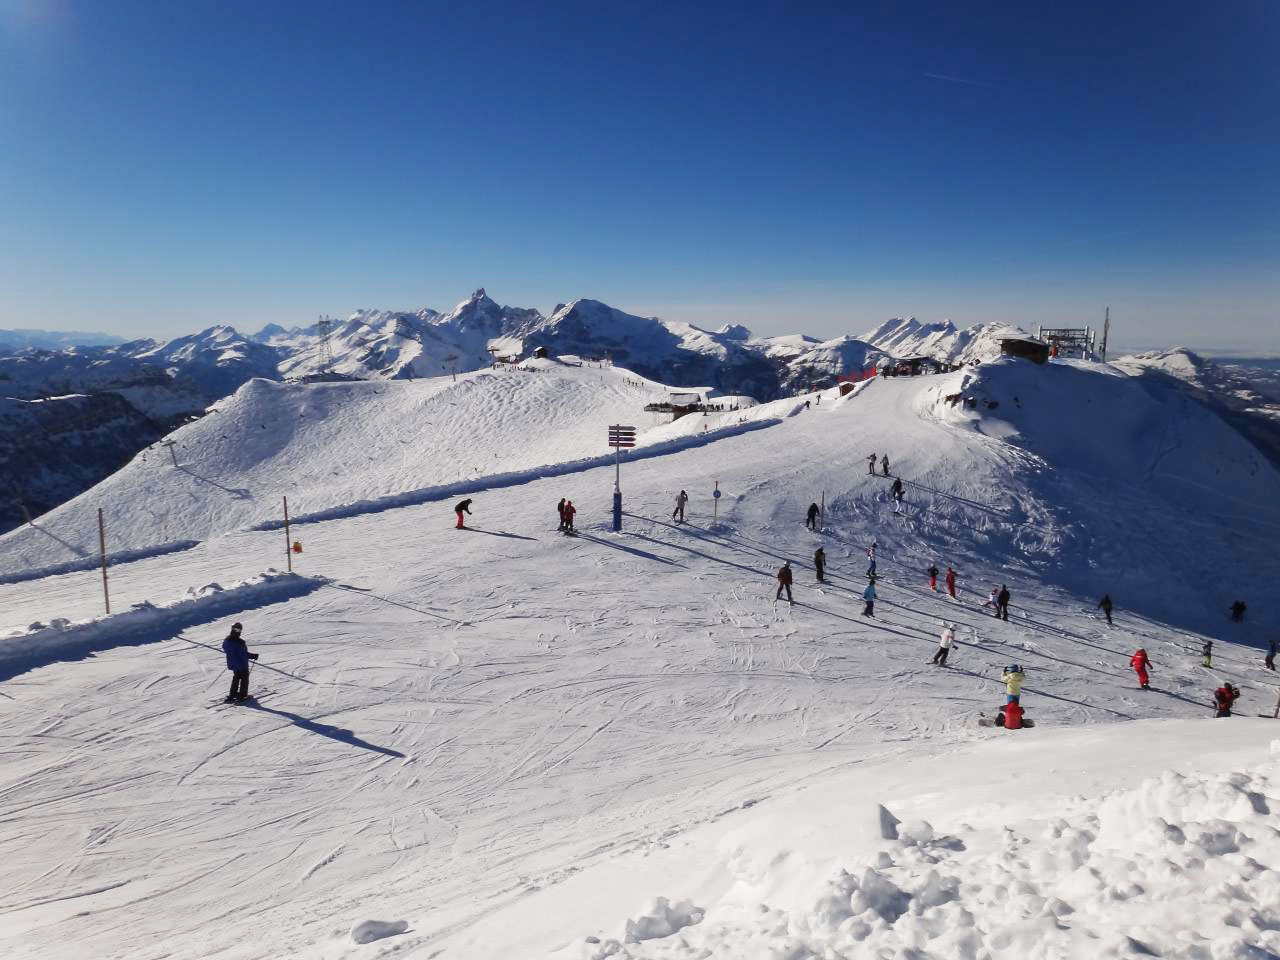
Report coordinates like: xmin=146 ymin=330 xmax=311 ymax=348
xmin=98 ymin=507 xmax=110 ymax=614
xmin=608 ymin=425 xmax=635 ymax=533
xmin=283 ymin=496 xmax=292 ymax=573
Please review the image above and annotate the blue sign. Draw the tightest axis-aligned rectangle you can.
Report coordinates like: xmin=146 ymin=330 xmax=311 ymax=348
xmin=713 ymin=489 xmax=721 ymax=499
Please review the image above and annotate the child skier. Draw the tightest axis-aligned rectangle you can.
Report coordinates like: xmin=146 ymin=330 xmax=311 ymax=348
xmin=927 ymin=564 xmax=939 ymax=591
xmin=983 ymin=587 xmax=1001 ymax=617
xmin=1130 ymin=648 xmax=1151 ymax=689
xmin=1201 ymin=639 xmax=1213 ymax=668
xmin=1213 ymin=681 xmax=1240 ymax=717
xmin=945 ymin=566 xmax=957 ymax=599
xmin=221 ymin=622 xmax=258 ymax=703
xmin=1001 ymin=664 xmax=1024 ymax=704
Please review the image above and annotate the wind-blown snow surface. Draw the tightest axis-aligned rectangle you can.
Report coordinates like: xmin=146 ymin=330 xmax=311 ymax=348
xmin=1 ymin=359 xmax=1278 ymax=960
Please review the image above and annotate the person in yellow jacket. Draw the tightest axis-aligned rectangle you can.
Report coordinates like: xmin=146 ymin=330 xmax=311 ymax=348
xmin=1001 ymin=665 xmax=1025 ymax=704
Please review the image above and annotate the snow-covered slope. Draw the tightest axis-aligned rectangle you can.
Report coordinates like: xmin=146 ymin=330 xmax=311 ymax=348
xmin=1 ymin=354 xmax=1278 ymax=960
xmin=0 ymin=360 xmax=773 ymax=575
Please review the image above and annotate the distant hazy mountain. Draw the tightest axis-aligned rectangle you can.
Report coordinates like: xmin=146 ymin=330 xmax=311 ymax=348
xmin=0 ymin=328 xmax=127 ymax=352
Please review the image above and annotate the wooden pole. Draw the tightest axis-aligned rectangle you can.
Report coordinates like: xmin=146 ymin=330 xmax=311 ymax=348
xmin=98 ymin=507 xmax=110 ymax=614
xmin=283 ymin=496 xmax=292 ymax=573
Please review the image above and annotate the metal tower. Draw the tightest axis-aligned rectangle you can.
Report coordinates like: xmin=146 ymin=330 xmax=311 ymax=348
xmin=316 ymin=315 xmax=334 ymax=372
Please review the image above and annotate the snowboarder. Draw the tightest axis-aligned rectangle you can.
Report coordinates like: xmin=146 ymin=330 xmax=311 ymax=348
xmin=672 ymin=490 xmax=688 ymax=523
xmin=1213 ymin=682 xmax=1240 ymax=717
xmin=1098 ymin=594 xmax=1114 ymax=625
xmin=927 ymin=564 xmax=939 ymax=591
xmin=814 ymin=547 xmax=826 ymax=582
xmin=1230 ymin=600 xmax=1247 ymax=622
xmin=867 ymin=453 xmax=877 ymax=476
xmin=775 ymin=562 xmax=794 ymax=603
xmin=1201 ymin=639 xmax=1213 ymax=668
xmin=805 ymin=502 xmax=820 ymax=530
xmin=221 ymin=622 xmax=258 ymax=703
xmin=881 ymin=454 xmax=890 ymax=477
xmin=931 ymin=623 xmax=954 ymax=665
xmin=562 ymin=500 xmax=576 ymax=532
xmin=997 ymin=585 xmax=1011 ymax=622
xmin=454 ymin=498 xmax=472 ymax=529
xmin=945 ymin=566 xmax=957 ymax=599
xmin=1001 ymin=664 xmax=1024 ymax=704
xmin=557 ymin=498 xmax=566 ymax=531
xmin=1130 ymin=648 xmax=1151 ymax=689
xmin=862 ymin=581 xmax=877 ymax=617
xmin=1266 ymin=638 xmax=1277 ymax=671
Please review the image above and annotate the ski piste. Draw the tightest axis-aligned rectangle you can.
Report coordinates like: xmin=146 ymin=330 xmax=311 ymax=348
xmin=1 ymin=353 xmax=1277 ymax=959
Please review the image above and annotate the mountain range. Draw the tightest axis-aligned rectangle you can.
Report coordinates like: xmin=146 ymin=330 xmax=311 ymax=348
xmin=2 ymin=291 xmax=1276 ymax=532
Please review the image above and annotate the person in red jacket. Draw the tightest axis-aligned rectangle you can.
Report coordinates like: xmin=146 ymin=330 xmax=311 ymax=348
xmin=945 ymin=566 xmax=957 ymax=599
xmin=1213 ymin=682 xmax=1239 ymax=717
xmin=1130 ymin=648 xmax=1151 ymax=689
xmin=562 ymin=500 xmax=576 ymax=532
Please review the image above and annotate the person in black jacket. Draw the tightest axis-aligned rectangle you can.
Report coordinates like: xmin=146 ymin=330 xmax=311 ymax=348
xmin=805 ymin=502 xmax=820 ymax=530
xmin=557 ymin=498 xmax=566 ymax=531
xmin=997 ymin=585 xmax=1011 ymax=621
xmin=814 ymin=547 xmax=826 ymax=582
xmin=1098 ymin=594 xmax=1114 ymax=625
xmin=455 ymin=498 xmax=472 ymax=529
xmin=221 ymin=622 xmax=258 ymax=703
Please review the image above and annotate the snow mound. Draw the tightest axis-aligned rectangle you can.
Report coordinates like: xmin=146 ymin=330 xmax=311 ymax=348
xmin=564 ymin=733 xmax=1280 ymax=959
xmin=0 ymin=569 xmax=328 ymax=680
xmin=349 ymin=918 xmax=408 ymax=944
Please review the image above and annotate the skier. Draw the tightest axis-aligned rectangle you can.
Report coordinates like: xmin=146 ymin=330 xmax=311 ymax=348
xmin=672 ymin=490 xmax=688 ymax=523
xmin=1201 ymin=639 xmax=1213 ymax=668
xmin=557 ymin=497 xmax=566 ymax=531
xmin=1213 ymin=681 xmax=1240 ymax=717
xmin=931 ymin=622 xmax=954 ymax=665
xmin=1266 ymin=637 xmax=1277 ymax=671
xmin=927 ymin=564 xmax=939 ymax=591
xmin=862 ymin=580 xmax=877 ymax=617
xmin=890 ymin=477 xmax=904 ymax=500
xmin=814 ymin=547 xmax=826 ymax=582
xmin=1001 ymin=664 xmax=1024 ymax=704
xmin=1098 ymin=594 xmax=1114 ymax=625
xmin=892 ymin=486 xmax=905 ymax=515
xmin=221 ymin=622 xmax=258 ymax=703
xmin=945 ymin=565 xmax=957 ymax=599
xmin=775 ymin=562 xmax=794 ymax=603
xmin=1230 ymin=600 xmax=1247 ymax=622
xmin=995 ymin=701 xmax=1024 ymax=730
xmin=1130 ymin=648 xmax=1151 ymax=690
xmin=867 ymin=554 xmax=877 ymax=579
xmin=983 ymin=587 xmax=1000 ymax=617
xmin=562 ymin=499 xmax=576 ymax=532
xmin=867 ymin=453 xmax=877 ymax=476
xmin=454 ymin=498 xmax=472 ymax=529
xmin=881 ymin=454 xmax=890 ymax=477
xmin=805 ymin=502 xmax=820 ymax=531
xmin=997 ymin=585 xmax=1011 ymax=622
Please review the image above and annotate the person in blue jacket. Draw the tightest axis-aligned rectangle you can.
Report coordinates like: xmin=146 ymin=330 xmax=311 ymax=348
xmin=862 ymin=581 xmax=877 ymax=617
xmin=222 ymin=622 xmax=258 ymax=703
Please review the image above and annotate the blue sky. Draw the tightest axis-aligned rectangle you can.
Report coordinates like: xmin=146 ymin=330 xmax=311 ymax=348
xmin=1 ymin=1 xmax=1276 ymax=351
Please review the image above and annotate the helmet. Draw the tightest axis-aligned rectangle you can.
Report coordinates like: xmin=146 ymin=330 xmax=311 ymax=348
xmin=1007 ymin=664 xmax=1021 ymax=673
xmin=232 ymin=622 xmax=243 ymax=631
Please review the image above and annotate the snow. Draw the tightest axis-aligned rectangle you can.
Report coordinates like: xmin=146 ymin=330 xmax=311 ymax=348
xmin=0 ymin=356 xmax=1277 ymax=960
xmin=0 ymin=569 xmax=328 ymax=681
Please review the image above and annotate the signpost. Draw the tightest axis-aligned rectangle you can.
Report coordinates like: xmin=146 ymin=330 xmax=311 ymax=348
xmin=713 ymin=480 xmax=721 ymax=524
xmin=607 ymin=425 xmax=636 ymax=532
